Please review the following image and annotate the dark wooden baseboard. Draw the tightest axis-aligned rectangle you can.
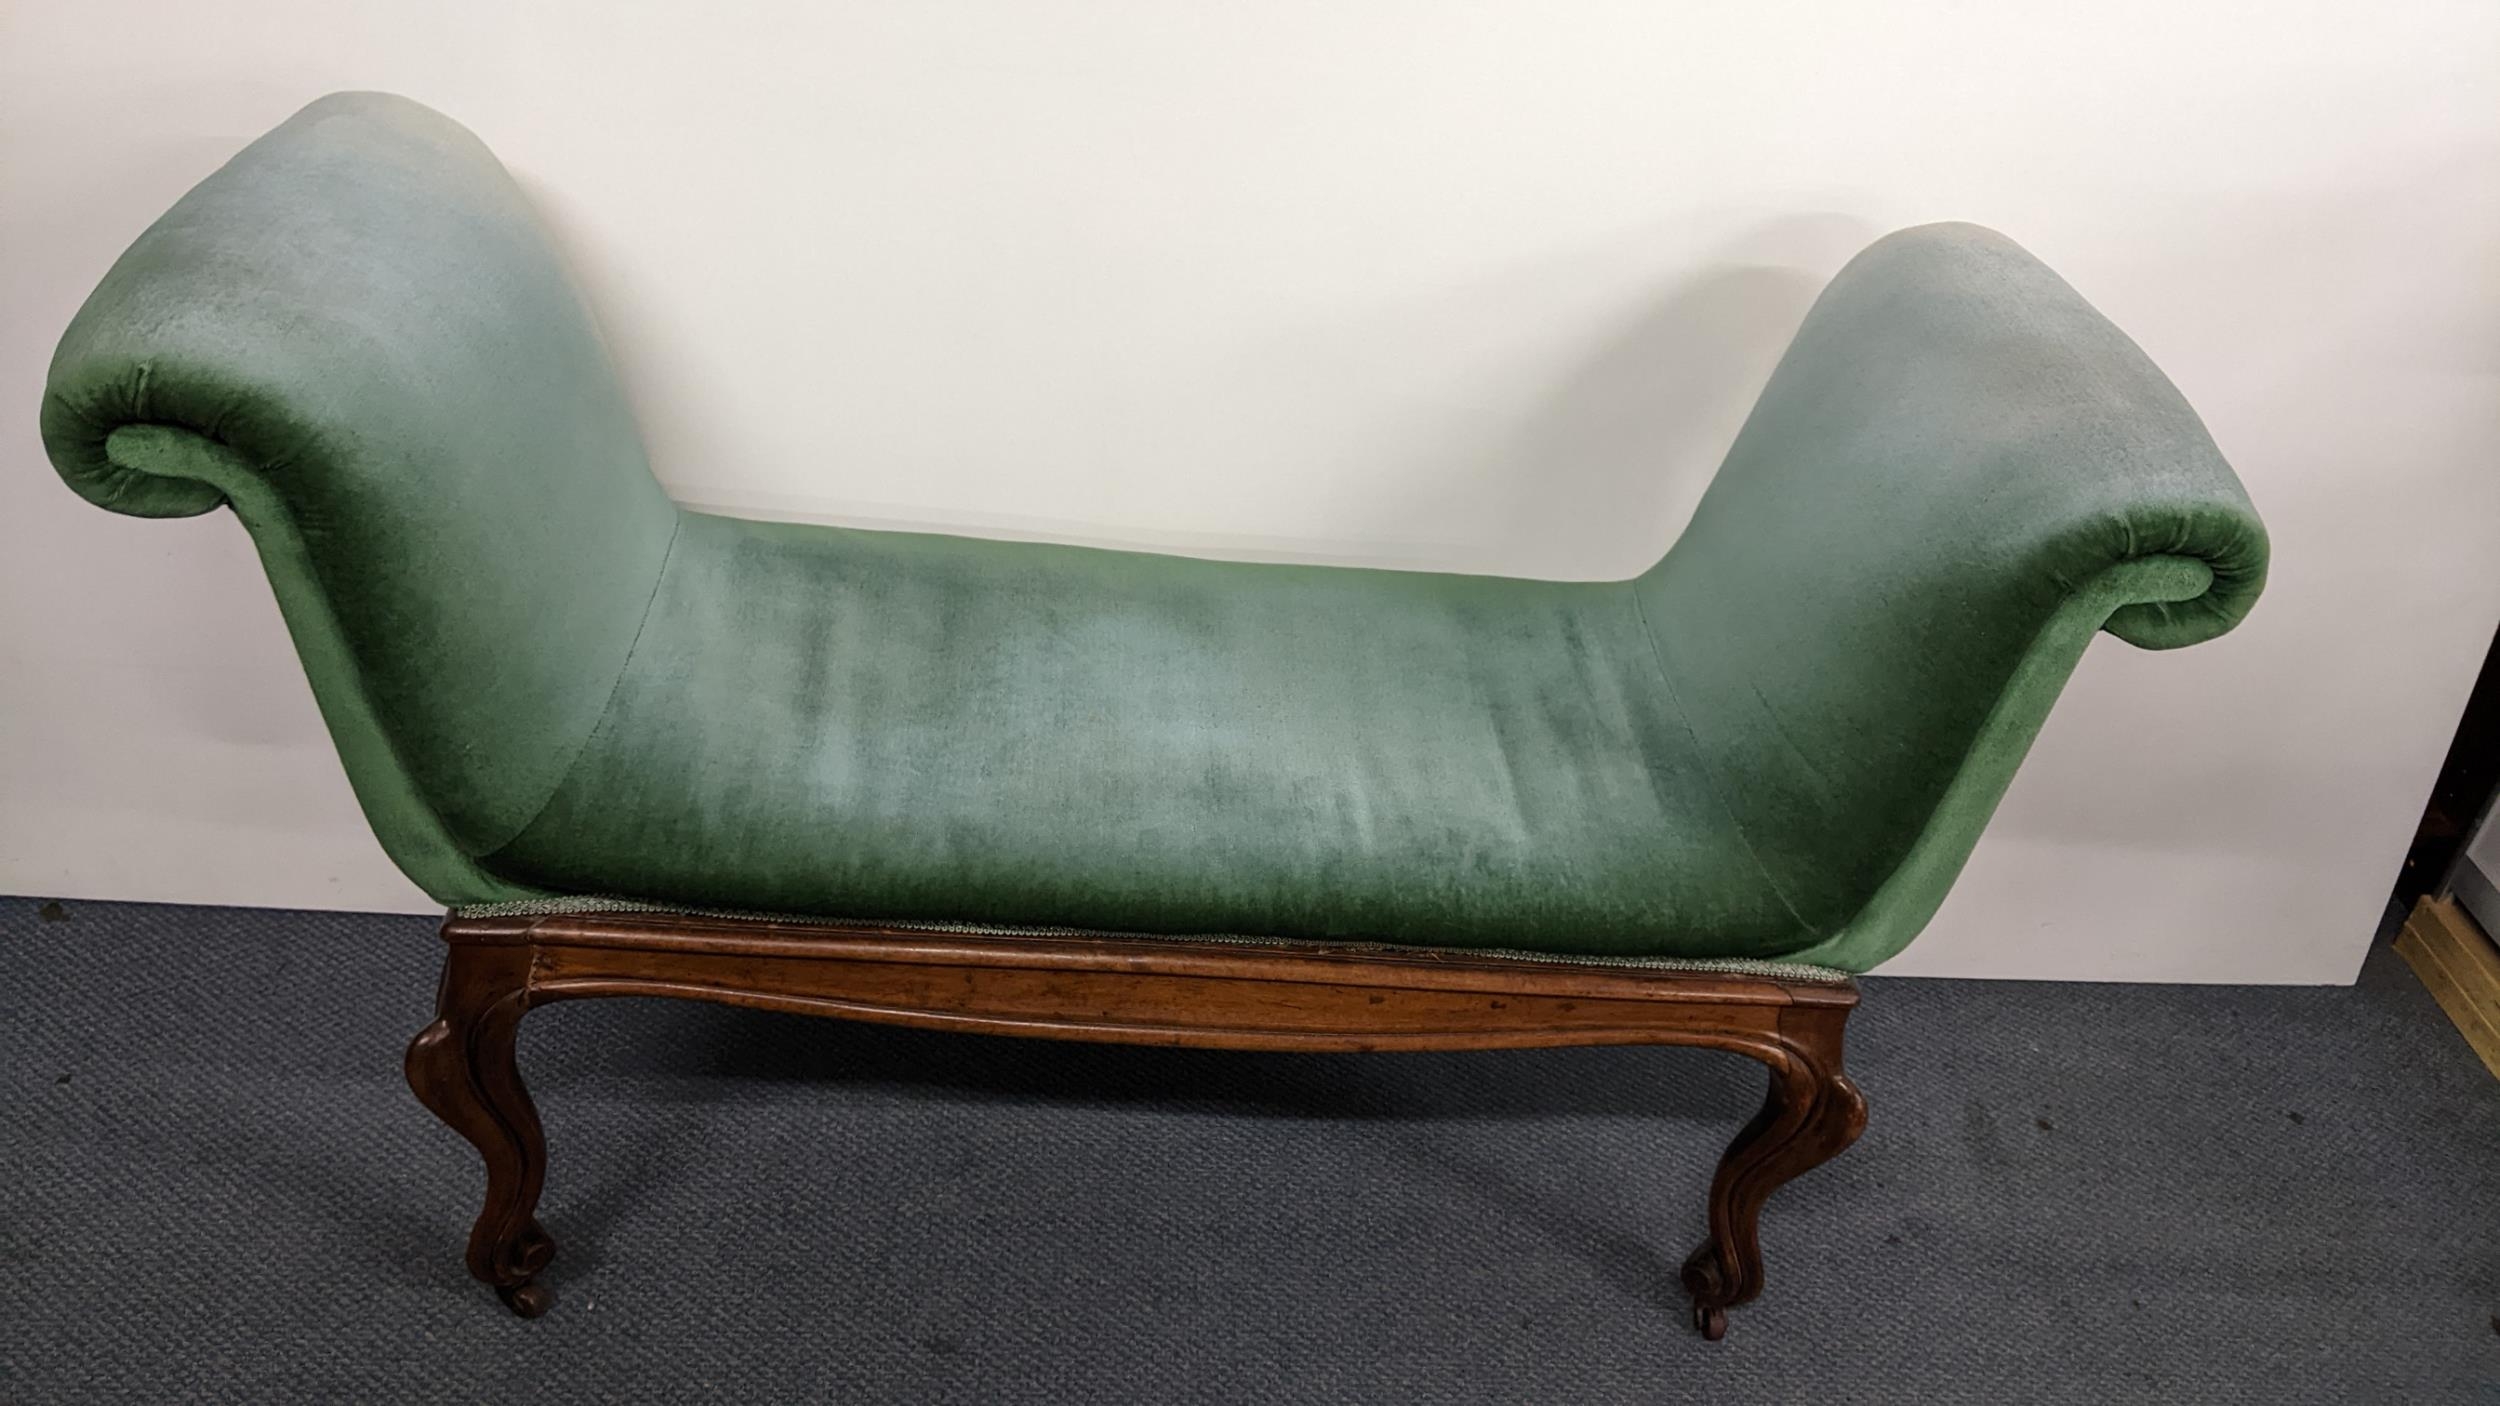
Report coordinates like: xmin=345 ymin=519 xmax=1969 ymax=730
xmin=404 ymin=910 xmax=1866 ymax=1339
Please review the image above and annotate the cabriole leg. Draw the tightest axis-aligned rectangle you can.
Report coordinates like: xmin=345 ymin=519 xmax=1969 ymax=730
xmin=404 ymin=937 xmax=557 ymax=1317
xmin=1680 ymin=1003 xmax=1868 ymax=1340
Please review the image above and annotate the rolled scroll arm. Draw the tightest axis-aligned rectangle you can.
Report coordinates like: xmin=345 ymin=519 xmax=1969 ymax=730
xmin=1632 ymin=223 xmax=2270 ymax=971
xmin=37 ymin=92 xmax=680 ymax=903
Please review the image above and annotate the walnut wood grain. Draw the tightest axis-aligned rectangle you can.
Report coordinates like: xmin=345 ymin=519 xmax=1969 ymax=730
xmin=403 ymin=941 xmax=556 ymax=1317
xmin=406 ymin=910 xmax=1865 ymax=1335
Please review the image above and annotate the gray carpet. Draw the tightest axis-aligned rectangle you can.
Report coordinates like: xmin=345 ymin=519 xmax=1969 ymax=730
xmin=3 ymin=897 xmax=2494 ymax=1403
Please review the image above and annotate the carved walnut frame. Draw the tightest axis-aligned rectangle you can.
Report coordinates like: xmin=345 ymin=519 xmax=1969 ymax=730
xmin=406 ymin=910 xmax=1866 ymax=1339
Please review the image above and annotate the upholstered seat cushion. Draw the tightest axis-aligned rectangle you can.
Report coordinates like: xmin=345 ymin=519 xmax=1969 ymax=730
xmin=484 ymin=513 xmax=1803 ymax=957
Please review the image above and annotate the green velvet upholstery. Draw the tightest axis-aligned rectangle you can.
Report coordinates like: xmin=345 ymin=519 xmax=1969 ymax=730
xmin=40 ymin=93 xmax=2267 ymax=972
xmin=43 ymin=92 xmax=675 ymax=902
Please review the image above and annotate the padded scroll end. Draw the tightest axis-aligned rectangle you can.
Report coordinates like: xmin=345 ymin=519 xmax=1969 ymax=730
xmin=40 ymin=379 xmax=230 ymax=519
xmin=2096 ymin=502 xmax=2270 ymax=651
xmin=102 ymin=423 xmax=252 ymax=512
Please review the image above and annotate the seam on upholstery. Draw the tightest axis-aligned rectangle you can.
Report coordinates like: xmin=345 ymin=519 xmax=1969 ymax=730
xmin=1622 ymin=583 xmax=1816 ymax=935
xmin=475 ymin=511 xmax=683 ymax=860
xmin=1743 ymin=676 xmax=1840 ymax=802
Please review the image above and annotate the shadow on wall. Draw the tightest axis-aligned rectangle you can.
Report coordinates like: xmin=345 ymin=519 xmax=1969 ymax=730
xmin=1270 ymin=213 xmax=1878 ymax=579
xmin=1472 ymin=216 xmax=1875 ymax=579
xmin=526 ymin=176 xmax=1874 ymax=579
xmin=18 ymin=80 xmax=354 ymax=762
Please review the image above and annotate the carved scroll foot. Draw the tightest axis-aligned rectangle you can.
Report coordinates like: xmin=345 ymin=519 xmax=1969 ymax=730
xmin=1680 ymin=1004 xmax=1867 ymax=1340
xmin=405 ymin=938 xmax=556 ymax=1318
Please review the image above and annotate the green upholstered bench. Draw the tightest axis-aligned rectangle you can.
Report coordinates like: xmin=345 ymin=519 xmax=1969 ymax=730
xmin=40 ymin=92 xmax=2266 ymax=1337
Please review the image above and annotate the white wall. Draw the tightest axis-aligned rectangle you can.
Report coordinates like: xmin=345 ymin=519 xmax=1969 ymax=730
xmin=4 ymin=1 xmax=2496 ymax=982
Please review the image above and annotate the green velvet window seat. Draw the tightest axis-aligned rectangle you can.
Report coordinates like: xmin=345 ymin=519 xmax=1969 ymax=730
xmin=41 ymin=94 xmax=2267 ymax=976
